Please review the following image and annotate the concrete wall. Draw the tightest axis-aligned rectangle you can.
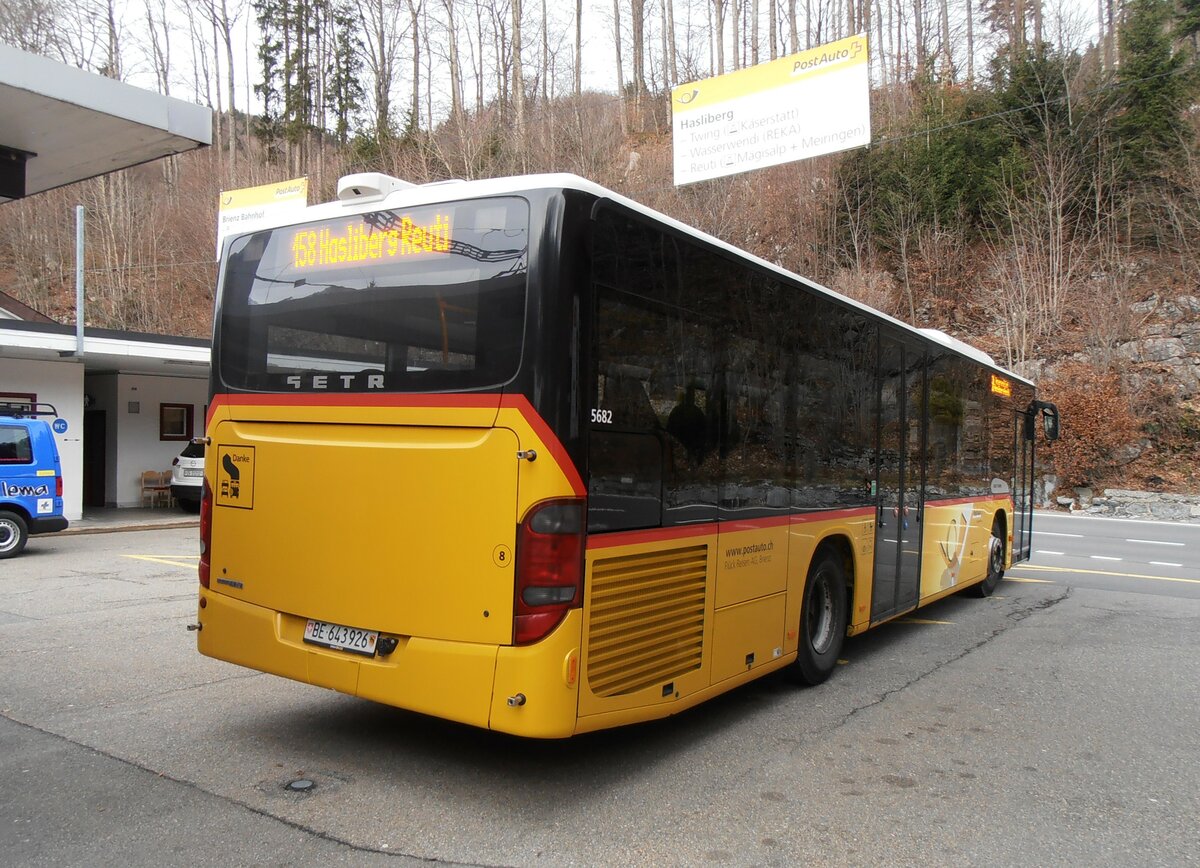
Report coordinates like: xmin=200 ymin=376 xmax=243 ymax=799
xmin=107 ymin=373 xmax=208 ymax=507
xmin=0 ymin=356 xmax=85 ymax=520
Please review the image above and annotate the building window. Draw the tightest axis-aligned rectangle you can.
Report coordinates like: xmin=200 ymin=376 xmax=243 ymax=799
xmin=0 ymin=392 xmax=36 ymax=415
xmin=159 ymin=403 xmax=193 ymax=441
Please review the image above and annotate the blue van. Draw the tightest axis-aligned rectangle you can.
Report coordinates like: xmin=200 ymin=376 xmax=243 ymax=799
xmin=0 ymin=402 xmax=69 ymax=559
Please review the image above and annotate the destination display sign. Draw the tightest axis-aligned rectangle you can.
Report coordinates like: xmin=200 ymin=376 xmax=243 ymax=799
xmin=671 ymin=33 xmax=871 ymax=185
xmin=289 ymin=213 xmax=453 ymax=269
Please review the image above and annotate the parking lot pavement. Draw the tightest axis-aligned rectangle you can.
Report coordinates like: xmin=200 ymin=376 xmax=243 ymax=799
xmin=2 ymin=527 xmax=1199 ymax=865
xmin=0 ymin=715 xmax=406 ymax=867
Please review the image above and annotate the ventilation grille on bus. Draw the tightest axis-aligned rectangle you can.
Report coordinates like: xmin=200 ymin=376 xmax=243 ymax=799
xmin=586 ymin=544 xmax=708 ymax=698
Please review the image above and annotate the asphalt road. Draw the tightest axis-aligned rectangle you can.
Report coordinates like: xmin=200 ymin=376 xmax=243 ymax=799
xmin=1015 ymin=512 xmax=1200 ymax=596
xmin=1 ymin=516 xmax=1197 ymax=866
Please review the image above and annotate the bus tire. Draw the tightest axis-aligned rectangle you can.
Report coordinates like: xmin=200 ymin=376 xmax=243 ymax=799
xmin=792 ymin=550 xmax=848 ymax=686
xmin=0 ymin=511 xmax=29 ymax=559
xmin=968 ymin=520 xmax=1006 ymax=598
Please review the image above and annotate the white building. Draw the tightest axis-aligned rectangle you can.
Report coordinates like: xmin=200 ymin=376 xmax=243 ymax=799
xmin=1 ymin=43 xmax=213 ymax=518
xmin=1 ymin=317 xmax=209 ymax=518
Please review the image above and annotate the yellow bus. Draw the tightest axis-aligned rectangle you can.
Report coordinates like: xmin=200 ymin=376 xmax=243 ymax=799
xmin=196 ymin=172 xmax=1059 ymax=737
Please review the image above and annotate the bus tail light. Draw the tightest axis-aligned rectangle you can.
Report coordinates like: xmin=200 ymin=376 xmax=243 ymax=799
xmin=199 ymin=478 xmax=212 ymax=589
xmin=55 ymin=475 xmax=63 ymax=497
xmin=513 ymin=498 xmax=584 ymax=645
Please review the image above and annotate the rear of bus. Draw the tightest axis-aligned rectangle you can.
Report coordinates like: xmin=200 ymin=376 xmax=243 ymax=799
xmin=196 ymin=182 xmax=591 ymax=737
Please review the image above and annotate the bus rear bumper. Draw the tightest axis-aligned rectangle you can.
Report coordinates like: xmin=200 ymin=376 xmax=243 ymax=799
xmin=196 ymin=591 xmax=582 ymax=737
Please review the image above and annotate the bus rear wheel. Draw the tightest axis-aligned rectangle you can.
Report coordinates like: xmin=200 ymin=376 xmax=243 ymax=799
xmin=0 ymin=511 xmax=29 ymax=559
xmin=968 ymin=520 xmax=1006 ymax=597
xmin=792 ymin=550 xmax=848 ymax=685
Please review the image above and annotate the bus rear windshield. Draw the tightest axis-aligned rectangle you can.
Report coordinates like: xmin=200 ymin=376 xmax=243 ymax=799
xmin=218 ymin=197 xmax=529 ymax=393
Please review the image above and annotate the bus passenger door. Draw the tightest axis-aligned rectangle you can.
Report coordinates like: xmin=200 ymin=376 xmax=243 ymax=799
xmin=1012 ymin=408 xmax=1035 ymax=562
xmin=872 ymin=337 xmax=924 ymax=622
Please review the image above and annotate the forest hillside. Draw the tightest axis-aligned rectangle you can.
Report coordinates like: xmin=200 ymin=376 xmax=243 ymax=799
xmin=1 ymin=0 xmax=1199 ymax=492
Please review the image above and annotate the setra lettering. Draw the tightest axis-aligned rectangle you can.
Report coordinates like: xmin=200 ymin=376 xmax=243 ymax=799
xmin=284 ymin=373 xmax=386 ymax=390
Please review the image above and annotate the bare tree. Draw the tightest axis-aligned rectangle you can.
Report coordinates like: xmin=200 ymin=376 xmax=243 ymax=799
xmin=751 ymin=0 xmax=759 ymax=65
xmin=405 ymin=0 xmax=423 ymax=133
xmin=513 ymin=0 xmax=526 ymax=143
xmin=357 ymin=0 xmax=405 ymax=139
xmin=613 ymin=0 xmax=626 ymax=129
xmin=0 ymin=0 xmax=60 ymax=54
xmin=666 ymin=0 xmax=678 ymax=82
xmin=143 ymin=0 xmax=172 ymax=95
xmin=574 ymin=0 xmax=582 ymax=96
xmin=191 ymin=0 xmax=243 ymax=164
xmin=714 ymin=0 xmax=727 ymax=73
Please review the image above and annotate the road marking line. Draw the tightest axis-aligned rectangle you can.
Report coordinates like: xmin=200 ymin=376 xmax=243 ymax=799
xmin=1149 ymin=562 xmax=1183 ymax=568
xmin=898 ymin=617 xmax=953 ymax=625
xmin=1127 ymin=539 xmax=1184 ymax=546
xmin=1017 ymin=564 xmax=1200 ymax=586
xmin=1039 ymin=514 xmax=1200 ymax=528
xmin=1091 ymin=555 xmax=1122 ymax=561
xmin=1036 ymin=550 xmax=1064 ymax=556
xmin=123 ymin=555 xmax=199 ymax=569
xmin=1039 ymin=531 xmax=1083 ymax=537
xmin=1006 ymin=576 xmax=1055 ymax=583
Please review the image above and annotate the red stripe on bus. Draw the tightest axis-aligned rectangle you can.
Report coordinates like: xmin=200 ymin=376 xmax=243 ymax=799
xmin=499 ymin=394 xmax=585 ymax=496
xmin=922 ymin=495 xmax=1009 ymax=507
xmin=206 ymin=392 xmax=586 ymax=496
xmin=587 ymin=522 xmax=718 ymax=549
xmin=587 ymin=506 xmax=877 ymax=550
xmin=790 ymin=506 xmax=875 ymax=523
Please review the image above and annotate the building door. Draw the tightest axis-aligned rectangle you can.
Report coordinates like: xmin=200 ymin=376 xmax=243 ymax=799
xmin=83 ymin=410 xmax=106 ymax=507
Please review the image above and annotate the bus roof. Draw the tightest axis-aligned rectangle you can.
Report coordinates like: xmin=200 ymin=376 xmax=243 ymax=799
xmin=248 ymin=171 xmax=1033 ymax=388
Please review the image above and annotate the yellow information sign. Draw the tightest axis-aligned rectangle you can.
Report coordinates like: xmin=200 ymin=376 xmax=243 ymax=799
xmin=215 ymin=445 xmax=255 ymax=509
xmin=671 ymin=34 xmax=870 ymax=185
xmin=216 ymin=177 xmax=308 ymax=256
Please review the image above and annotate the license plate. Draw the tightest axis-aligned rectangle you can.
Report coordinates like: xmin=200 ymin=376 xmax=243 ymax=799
xmin=303 ymin=618 xmax=378 ymax=657
xmin=183 ymin=468 xmax=203 ymax=477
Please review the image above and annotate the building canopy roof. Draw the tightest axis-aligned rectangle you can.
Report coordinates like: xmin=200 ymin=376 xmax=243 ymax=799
xmin=0 ymin=44 xmax=212 ymax=203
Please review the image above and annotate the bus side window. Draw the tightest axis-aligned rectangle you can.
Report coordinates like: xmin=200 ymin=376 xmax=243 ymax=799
xmin=589 ymin=209 xmax=718 ymax=530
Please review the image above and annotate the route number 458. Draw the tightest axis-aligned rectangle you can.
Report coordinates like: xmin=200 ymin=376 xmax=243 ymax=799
xmin=591 ymin=408 xmax=613 ymax=424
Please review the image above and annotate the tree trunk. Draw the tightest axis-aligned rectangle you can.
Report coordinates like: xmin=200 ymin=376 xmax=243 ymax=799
xmin=613 ymin=0 xmax=626 ymax=124
xmin=667 ymin=0 xmax=677 ymax=83
xmin=631 ymin=0 xmax=646 ymax=102
xmin=407 ymin=0 xmax=421 ymax=134
xmin=730 ymin=0 xmax=739 ymax=70
xmin=714 ymin=0 xmax=726 ymax=74
xmin=965 ymin=0 xmax=973 ymax=83
xmin=445 ymin=0 xmax=463 ymax=120
xmin=939 ymin=0 xmax=950 ymax=78
xmin=513 ymin=0 xmax=526 ymax=146
xmin=541 ymin=0 xmax=549 ymax=103
xmin=751 ymin=0 xmax=759 ymax=65
xmin=769 ymin=0 xmax=777 ymax=59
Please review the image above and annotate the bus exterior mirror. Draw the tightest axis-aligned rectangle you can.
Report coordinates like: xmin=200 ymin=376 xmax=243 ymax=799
xmin=1042 ymin=404 xmax=1060 ymax=441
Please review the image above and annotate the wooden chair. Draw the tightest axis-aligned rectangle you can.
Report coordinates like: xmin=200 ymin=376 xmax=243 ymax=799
xmin=140 ymin=470 xmax=169 ymax=508
xmin=158 ymin=470 xmax=176 ymax=508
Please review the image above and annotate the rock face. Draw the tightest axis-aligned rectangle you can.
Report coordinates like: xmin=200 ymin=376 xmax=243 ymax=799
xmin=1115 ymin=294 xmax=1200 ymax=400
xmin=1051 ymin=488 xmax=1200 ymax=522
